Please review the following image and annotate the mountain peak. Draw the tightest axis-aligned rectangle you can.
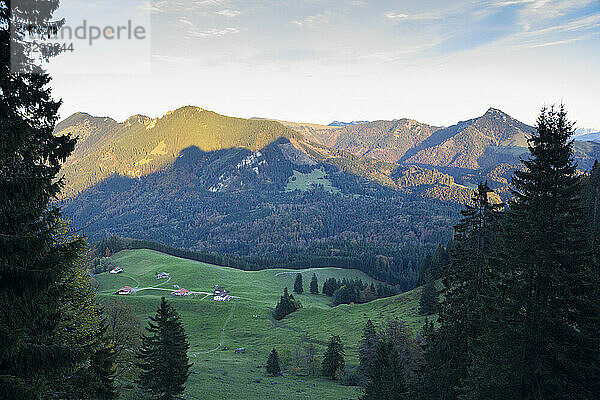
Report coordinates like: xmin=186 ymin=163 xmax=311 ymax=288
xmin=122 ymin=114 xmax=151 ymax=127
xmin=483 ymin=107 xmax=509 ymax=118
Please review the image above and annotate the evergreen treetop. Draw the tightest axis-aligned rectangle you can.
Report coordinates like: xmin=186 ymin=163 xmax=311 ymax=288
xmin=310 ymin=274 xmax=319 ymax=294
xmin=322 ymin=335 xmax=345 ymax=379
xmin=294 ymin=273 xmax=303 ymax=294
xmin=266 ymin=348 xmax=281 ymax=376
xmin=137 ymin=297 xmax=193 ymax=399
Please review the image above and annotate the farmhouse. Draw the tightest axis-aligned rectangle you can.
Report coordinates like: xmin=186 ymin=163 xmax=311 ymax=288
xmin=172 ymin=288 xmax=190 ymax=296
xmin=156 ymin=272 xmax=170 ymax=279
xmin=109 ymin=266 xmax=123 ymax=274
xmin=213 ymin=285 xmax=232 ymax=301
xmin=115 ymin=286 xmax=133 ymax=295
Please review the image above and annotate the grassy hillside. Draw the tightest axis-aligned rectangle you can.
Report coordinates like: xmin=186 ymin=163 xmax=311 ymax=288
xmin=96 ymin=249 xmax=430 ymax=400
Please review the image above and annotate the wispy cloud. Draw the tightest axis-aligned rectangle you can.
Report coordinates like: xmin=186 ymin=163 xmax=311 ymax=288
xmin=384 ymin=11 xmax=440 ymax=21
xmin=292 ymin=11 xmax=335 ymax=27
xmin=216 ymin=9 xmax=241 ymax=17
xmin=178 ymin=16 xmax=239 ymax=39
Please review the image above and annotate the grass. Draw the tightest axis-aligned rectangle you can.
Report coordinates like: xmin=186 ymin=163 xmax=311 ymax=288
xmin=284 ymin=167 xmax=340 ymax=194
xmin=97 ymin=249 xmax=428 ymax=399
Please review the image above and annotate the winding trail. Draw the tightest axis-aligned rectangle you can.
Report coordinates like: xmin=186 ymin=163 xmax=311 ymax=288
xmin=191 ymin=302 xmax=237 ymax=355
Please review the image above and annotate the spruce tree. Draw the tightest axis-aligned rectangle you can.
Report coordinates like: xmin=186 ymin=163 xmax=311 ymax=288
xmin=361 ymin=341 xmax=408 ymax=400
xmin=83 ymin=339 xmax=118 ymax=400
xmin=273 ymin=287 xmax=301 ymax=320
xmin=322 ymin=335 xmax=345 ymax=379
xmin=464 ymin=106 xmax=600 ymax=399
xmin=294 ymin=273 xmax=303 ymax=294
xmin=417 ymin=254 xmax=433 ymax=286
xmin=430 ymin=245 xmax=450 ymax=280
xmin=358 ymin=319 xmax=377 ymax=385
xmin=423 ymin=182 xmax=502 ymax=400
xmin=310 ymin=274 xmax=319 ymax=294
xmin=266 ymin=348 xmax=281 ymax=376
xmin=418 ymin=275 xmax=438 ymax=315
xmin=137 ymin=297 xmax=193 ymax=399
xmin=0 ymin=3 xmax=85 ymax=397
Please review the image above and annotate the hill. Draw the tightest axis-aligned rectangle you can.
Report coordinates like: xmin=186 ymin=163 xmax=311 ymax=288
xmin=574 ymin=132 xmax=600 ymax=143
xmin=96 ymin=249 xmax=430 ymax=400
xmin=56 ymin=106 xmax=298 ymax=197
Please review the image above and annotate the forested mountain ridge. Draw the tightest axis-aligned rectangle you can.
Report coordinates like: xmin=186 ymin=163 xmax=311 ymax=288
xmin=56 ymin=106 xmax=298 ymax=197
xmin=58 ymin=106 xmax=600 ymax=203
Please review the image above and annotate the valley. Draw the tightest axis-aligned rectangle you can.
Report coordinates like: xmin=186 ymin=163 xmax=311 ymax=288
xmin=97 ymin=249 xmax=428 ymax=400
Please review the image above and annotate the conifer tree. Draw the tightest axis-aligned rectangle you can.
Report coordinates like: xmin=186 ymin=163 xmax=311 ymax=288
xmin=464 ymin=106 xmax=600 ymax=399
xmin=423 ymin=182 xmax=502 ymax=400
xmin=430 ymin=245 xmax=450 ymax=280
xmin=273 ymin=287 xmax=301 ymax=320
xmin=82 ymin=337 xmax=118 ymax=400
xmin=137 ymin=297 xmax=193 ymax=399
xmin=294 ymin=273 xmax=303 ymax=294
xmin=322 ymin=335 xmax=345 ymax=379
xmin=361 ymin=341 xmax=408 ymax=400
xmin=358 ymin=319 xmax=377 ymax=384
xmin=266 ymin=348 xmax=281 ymax=376
xmin=418 ymin=276 xmax=438 ymax=315
xmin=0 ymin=2 xmax=85 ymax=398
xmin=417 ymin=254 xmax=433 ymax=286
xmin=310 ymin=274 xmax=319 ymax=294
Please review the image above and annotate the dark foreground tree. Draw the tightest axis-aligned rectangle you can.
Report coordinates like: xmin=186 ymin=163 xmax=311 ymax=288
xmin=294 ymin=273 xmax=303 ymax=294
xmin=421 ymin=182 xmax=501 ymax=400
xmin=137 ymin=297 xmax=193 ymax=399
xmin=310 ymin=274 xmax=319 ymax=294
xmin=463 ymin=106 xmax=600 ymax=399
xmin=0 ymin=3 xmax=87 ymax=397
xmin=76 ymin=331 xmax=117 ymax=400
xmin=418 ymin=276 xmax=438 ymax=315
xmin=361 ymin=341 xmax=408 ymax=400
xmin=51 ymin=251 xmax=117 ymax=399
xmin=322 ymin=335 xmax=345 ymax=379
xmin=266 ymin=348 xmax=281 ymax=376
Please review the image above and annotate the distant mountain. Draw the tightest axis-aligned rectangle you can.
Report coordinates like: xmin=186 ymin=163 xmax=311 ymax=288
xmin=575 ymin=128 xmax=600 ymax=136
xmin=56 ymin=106 xmax=298 ymax=197
xmin=328 ymin=120 xmax=369 ymax=127
xmin=574 ymin=132 xmax=600 ymax=143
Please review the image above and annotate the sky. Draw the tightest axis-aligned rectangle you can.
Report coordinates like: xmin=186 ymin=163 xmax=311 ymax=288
xmin=46 ymin=0 xmax=600 ymax=129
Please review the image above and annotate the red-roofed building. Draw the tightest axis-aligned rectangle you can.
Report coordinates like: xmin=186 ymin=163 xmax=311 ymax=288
xmin=171 ymin=288 xmax=190 ymax=296
xmin=115 ymin=286 xmax=133 ymax=295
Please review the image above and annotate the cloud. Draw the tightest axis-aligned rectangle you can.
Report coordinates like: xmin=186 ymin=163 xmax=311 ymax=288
xmin=292 ymin=11 xmax=335 ymax=27
xmin=384 ymin=11 xmax=440 ymax=21
xmin=188 ymin=27 xmax=240 ymax=38
xmin=527 ymin=35 xmax=586 ymax=47
xmin=216 ymin=9 xmax=241 ymax=17
xmin=178 ymin=16 xmax=240 ymax=39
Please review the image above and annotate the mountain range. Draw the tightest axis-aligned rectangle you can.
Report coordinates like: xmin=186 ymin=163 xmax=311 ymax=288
xmin=57 ymin=106 xmax=600 ymax=286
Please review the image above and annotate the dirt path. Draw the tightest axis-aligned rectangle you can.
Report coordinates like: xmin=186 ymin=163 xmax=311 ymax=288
xmin=191 ymin=302 xmax=236 ymax=355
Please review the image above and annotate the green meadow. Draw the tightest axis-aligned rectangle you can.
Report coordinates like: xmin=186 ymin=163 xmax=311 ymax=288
xmin=96 ymin=249 xmax=428 ymax=400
